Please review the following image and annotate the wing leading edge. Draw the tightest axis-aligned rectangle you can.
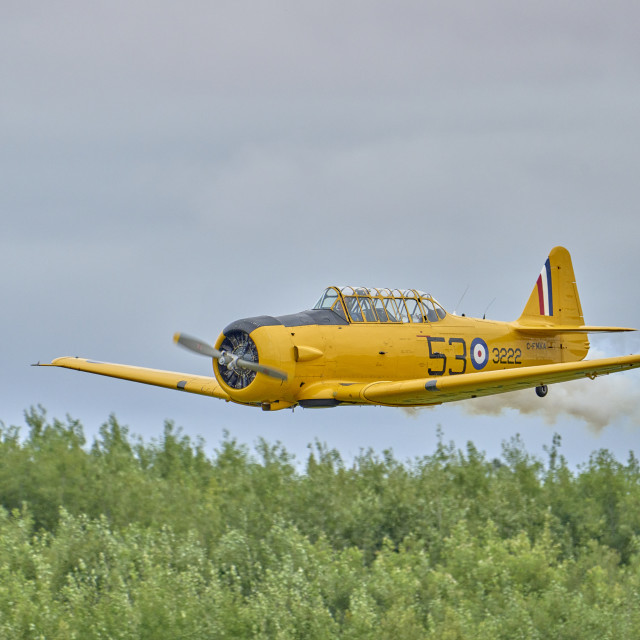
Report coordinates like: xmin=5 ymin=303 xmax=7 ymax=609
xmin=38 ymin=357 xmax=230 ymax=401
xmin=331 ymin=355 xmax=640 ymax=406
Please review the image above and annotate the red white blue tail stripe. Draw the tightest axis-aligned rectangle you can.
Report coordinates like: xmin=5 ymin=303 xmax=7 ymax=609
xmin=536 ymin=258 xmax=553 ymax=316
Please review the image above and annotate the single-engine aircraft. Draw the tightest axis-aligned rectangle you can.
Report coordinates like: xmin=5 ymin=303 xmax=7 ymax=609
xmin=39 ymin=247 xmax=640 ymax=411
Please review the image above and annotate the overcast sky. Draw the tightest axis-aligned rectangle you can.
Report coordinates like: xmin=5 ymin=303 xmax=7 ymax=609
xmin=2 ymin=1 xmax=640 ymax=467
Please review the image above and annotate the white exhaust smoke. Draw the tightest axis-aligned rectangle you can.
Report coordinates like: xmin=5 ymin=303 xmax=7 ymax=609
xmin=401 ymin=406 xmax=436 ymax=419
xmin=462 ymin=372 xmax=640 ymax=433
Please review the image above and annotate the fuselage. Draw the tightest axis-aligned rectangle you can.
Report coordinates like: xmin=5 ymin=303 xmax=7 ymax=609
xmin=212 ymin=287 xmax=589 ymax=410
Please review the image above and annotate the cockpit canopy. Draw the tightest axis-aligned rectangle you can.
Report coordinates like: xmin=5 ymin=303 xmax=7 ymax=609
xmin=313 ymin=286 xmax=447 ymax=324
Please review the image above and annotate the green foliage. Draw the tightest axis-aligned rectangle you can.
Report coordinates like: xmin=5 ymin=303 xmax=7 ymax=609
xmin=2 ymin=408 xmax=640 ymax=637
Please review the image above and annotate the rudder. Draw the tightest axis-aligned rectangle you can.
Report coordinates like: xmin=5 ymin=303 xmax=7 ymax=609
xmin=519 ymin=246 xmax=585 ymax=326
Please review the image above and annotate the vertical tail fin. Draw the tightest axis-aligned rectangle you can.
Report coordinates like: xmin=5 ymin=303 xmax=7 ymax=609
xmin=518 ymin=246 xmax=585 ymax=327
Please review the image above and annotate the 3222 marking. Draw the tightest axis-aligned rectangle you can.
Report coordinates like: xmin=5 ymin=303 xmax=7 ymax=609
xmin=492 ymin=347 xmax=522 ymax=365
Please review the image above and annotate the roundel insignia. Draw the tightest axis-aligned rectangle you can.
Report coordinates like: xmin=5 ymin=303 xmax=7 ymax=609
xmin=470 ymin=338 xmax=489 ymax=370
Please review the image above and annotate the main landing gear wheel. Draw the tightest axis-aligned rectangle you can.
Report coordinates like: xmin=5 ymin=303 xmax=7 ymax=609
xmin=535 ymin=385 xmax=548 ymax=398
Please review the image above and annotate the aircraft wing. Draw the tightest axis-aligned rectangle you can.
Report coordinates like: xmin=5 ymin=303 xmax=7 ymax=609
xmin=37 ymin=357 xmax=230 ymax=401
xmin=332 ymin=354 xmax=640 ymax=406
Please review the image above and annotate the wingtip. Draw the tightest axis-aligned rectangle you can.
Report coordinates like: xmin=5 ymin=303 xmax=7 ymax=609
xmin=173 ymin=332 xmax=181 ymax=344
xmin=31 ymin=360 xmax=60 ymax=367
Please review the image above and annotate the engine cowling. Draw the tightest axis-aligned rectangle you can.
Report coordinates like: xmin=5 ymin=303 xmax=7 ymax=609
xmin=213 ymin=321 xmax=295 ymax=405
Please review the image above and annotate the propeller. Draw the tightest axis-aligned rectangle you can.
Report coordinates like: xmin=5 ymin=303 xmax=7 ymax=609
xmin=173 ymin=333 xmax=222 ymax=359
xmin=173 ymin=332 xmax=288 ymax=382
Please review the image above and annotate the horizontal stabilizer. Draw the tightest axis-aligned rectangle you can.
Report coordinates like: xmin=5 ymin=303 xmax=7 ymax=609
xmin=512 ymin=323 xmax=635 ymax=334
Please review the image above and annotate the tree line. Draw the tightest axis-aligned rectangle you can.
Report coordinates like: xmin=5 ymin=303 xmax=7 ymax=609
xmin=1 ymin=406 xmax=640 ymax=638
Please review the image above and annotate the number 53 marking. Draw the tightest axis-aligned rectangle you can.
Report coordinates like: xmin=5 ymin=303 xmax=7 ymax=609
xmin=427 ymin=337 xmax=467 ymax=376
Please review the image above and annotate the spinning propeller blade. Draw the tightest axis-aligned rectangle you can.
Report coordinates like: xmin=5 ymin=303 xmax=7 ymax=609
xmin=173 ymin=332 xmax=288 ymax=381
xmin=237 ymin=359 xmax=288 ymax=381
xmin=173 ymin=333 xmax=221 ymax=359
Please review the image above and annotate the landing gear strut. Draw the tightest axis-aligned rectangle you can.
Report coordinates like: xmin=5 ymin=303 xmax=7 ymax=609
xmin=535 ymin=385 xmax=548 ymax=398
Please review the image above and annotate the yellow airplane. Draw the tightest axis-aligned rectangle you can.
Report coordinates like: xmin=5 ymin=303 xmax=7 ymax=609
xmin=39 ymin=246 xmax=640 ymax=411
